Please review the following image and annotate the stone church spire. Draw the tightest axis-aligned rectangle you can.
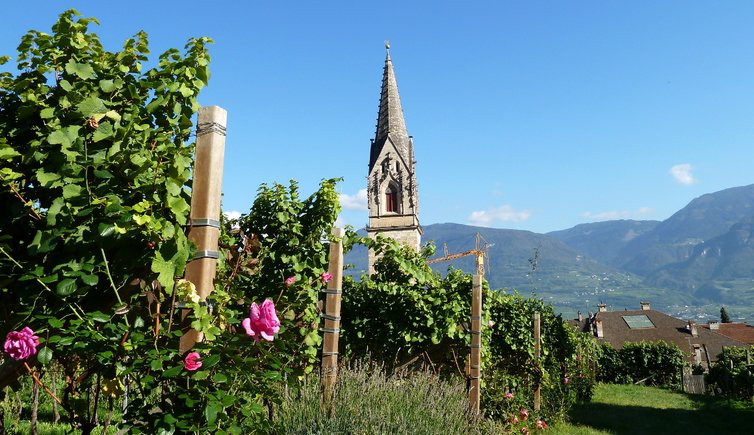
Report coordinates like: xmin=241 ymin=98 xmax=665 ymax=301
xmin=370 ymin=42 xmax=409 ymax=171
xmin=366 ymin=42 xmax=421 ymax=272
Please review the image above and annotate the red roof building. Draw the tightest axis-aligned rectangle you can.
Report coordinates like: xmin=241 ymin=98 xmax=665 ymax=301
xmin=700 ymin=322 xmax=754 ymax=345
xmin=572 ymin=302 xmax=748 ymax=366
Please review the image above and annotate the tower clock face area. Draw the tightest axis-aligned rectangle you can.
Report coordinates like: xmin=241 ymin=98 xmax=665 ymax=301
xmin=366 ymin=45 xmax=422 ymax=272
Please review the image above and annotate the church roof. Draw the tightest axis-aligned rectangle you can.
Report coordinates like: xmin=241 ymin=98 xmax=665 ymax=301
xmin=370 ymin=43 xmax=410 ymax=171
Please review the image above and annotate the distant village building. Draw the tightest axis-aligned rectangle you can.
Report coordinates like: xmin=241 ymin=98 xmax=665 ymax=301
xmin=366 ymin=43 xmax=421 ymax=272
xmin=572 ymin=302 xmax=749 ymax=366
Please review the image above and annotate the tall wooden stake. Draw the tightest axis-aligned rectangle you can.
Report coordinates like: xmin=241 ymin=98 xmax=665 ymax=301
xmin=469 ymin=274 xmax=483 ymax=414
xmin=321 ymin=227 xmax=345 ymax=415
xmin=533 ymin=311 xmax=541 ymax=412
xmin=179 ymin=106 xmax=227 ymax=353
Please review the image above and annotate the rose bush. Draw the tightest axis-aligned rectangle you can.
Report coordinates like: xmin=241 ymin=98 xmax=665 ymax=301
xmin=0 ymin=10 xmax=341 ymax=433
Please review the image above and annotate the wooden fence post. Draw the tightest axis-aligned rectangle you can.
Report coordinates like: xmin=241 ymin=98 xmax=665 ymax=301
xmin=469 ymin=274 xmax=483 ymax=414
xmin=179 ymin=106 xmax=227 ymax=353
xmin=321 ymin=227 xmax=345 ymax=415
xmin=533 ymin=311 xmax=541 ymax=412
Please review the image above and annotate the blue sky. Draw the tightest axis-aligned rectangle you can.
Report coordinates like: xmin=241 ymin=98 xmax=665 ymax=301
xmin=5 ymin=2 xmax=754 ymax=233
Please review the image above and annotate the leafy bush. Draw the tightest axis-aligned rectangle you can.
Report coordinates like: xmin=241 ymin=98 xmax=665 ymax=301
xmin=341 ymin=233 xmax=599 ymax=425
xmin=341 ymin=234 xmax=485 ymax=373
xmin=706 ymin=345 xmax=754 ymax=400
xmin=0 ymin=10 xmax=344 ymax=433
xmin=482 ymin=293 xmax=599 ymax=423
xmin=597 ymin=341 xmax=685 ymax=387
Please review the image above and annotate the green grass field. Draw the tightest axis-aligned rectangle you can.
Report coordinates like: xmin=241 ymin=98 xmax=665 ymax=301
xmin=552 ymin=383 xmax=754 ymax=435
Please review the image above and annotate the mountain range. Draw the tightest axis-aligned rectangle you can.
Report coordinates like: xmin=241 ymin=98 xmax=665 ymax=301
xmin=346 ymin=184 xmax=754 ymax=322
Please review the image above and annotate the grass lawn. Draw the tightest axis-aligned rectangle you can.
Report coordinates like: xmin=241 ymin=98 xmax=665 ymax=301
xmin=551 ymin=383 xmax=754 ymax=435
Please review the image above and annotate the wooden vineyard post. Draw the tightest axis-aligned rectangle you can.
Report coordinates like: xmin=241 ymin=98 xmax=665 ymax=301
xmin=533 ymin=311 xmax=541 ymax=412
xmin=179 ymin=106 xmax=227 ymax=353
xmin=321 ymin=227 xmax=345 ymax=415
xmin=469 ymin=274 xmax=483 ymax=414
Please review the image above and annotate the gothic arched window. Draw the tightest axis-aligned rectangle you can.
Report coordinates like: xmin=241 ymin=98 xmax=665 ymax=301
xmin=385 ymin=186 xmax=399 ymax=213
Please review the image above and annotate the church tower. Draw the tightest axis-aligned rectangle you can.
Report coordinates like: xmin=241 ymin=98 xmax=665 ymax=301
xmin=366 ymin=43 xmax=422 ymax=271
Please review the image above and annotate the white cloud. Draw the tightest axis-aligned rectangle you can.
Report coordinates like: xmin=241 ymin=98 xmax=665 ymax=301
xmin=468 ymin=205 xmax=531 ymax=227
xmin=335 ymin=215 xmax=347 ymax=228
xmin=582 ymin=207 xmax=652 ymax=221
xmin=223 ymin=210 xmax=242 ymax=220
xmin=339 ymin=189 xmax=368 ymax=210
xmin=670 ymin=163 xmax=696 ymax=185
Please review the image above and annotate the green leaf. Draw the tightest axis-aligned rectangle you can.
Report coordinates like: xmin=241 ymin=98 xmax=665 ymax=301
xmin=0 ymin=144 xmax=20 ymax=161
xmin=178 ymin=83 xmax=193 ymax=97
xmin=36 ymin=170 xmax=61 ymax=186
xmin=37 ymin=347 xmax=53 ymax=365
xmin=151 ymin=253 xmax=175 ymax=291
xmin=90 ymin=311 xmax=110 ymax=323
xmin=77 ymin=96 xmax=108 ymax=117
xmin=192 ymin=370 xmax=210 ymax=381
xmin=46 ymin=197 xmax=64 ymax=226
xmin=162 ymin=365 xmax=183 ymax=378
xmin=150 ymin=359 xmax=163 ymax=371
xmin=212 ymin=373 xmax=228 ymax=383
xmin=205 ymin=403 xmax=220 ymax=425
xmin=200 ymin=354 xmax=221 ymax=369
xmin=40 ymin=107 xmax=55 ymax=119
xmin=104 ymin=110 xmax=121 ymax=121
xmin=48 ymin=318 xmax=64 ymax=329
xmin=65 ymin=59 xmax=95 ymax=80
xmin=56 ymin=278 xmax=77 ymax=296
xmin=99 ymin=79 xmax=116 ymax=92
xmin=62 ymin=184 xmax=82 ymax=199
xmin=92 ymin=121 xmax=114 ymax=142
xmin=47 ymin=126 xmax=81 ymax=148
xmin=167 ymin=195 xmax=189 ymax=217
xmin=80 ymin=274 xmax=99 ymax=286
xmin=93 ymin=169 xmax=114 ymax=179
xmin=133 ymin=214 xmax=151 ymax=225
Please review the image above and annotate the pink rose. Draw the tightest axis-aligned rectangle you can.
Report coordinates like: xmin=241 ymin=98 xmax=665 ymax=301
xmin=3 ymin=327 xmax=39 ymax=361
xmin=284 ymin=276 xmax=296 ymax=287
xmin=321 ymin=272 xmax=333 ymax=284
xmin=509 ymin=416 xmax=519 ymax=424
xmin=505 ymin=392 xmax=514 ymax=399
xmin=521 ymin=428 xmax=529 ymax=434
xmin=242 ymin=299 xmax=281 ymax=342
xmin=519 ymin=409 xmax=529 ymax=421
xmin=563 ymin=377 xmax=570 ymax=384
xmin=184 ymin=352 xmax=202 ymax=371
xmin=536 ymin=419 xmax=548 ymax=429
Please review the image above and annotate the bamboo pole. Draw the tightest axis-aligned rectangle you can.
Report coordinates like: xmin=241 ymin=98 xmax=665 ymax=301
xmin=469 ymin=274 xmax=482 ymax=414
xmin=321 ymin=227 xmax=345 ymax=415
xmin=179 ymin=106 xmax=228 ymax=353
xmin=533 ymin=311 xmax=541 ymax=412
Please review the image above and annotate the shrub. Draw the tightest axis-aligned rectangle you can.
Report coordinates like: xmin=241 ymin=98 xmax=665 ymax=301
xmin=340 ymin=233 xmax=599 ymax=425
xmin=482 ymin=293 xmax=599 ymax=424
xmin=597 ymin=341 xmax=685 ymax=387
xmin=706 ymin=345 xmax=754 ymax=400
xmin=274 ymin=361 xmax=502 ymax=434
